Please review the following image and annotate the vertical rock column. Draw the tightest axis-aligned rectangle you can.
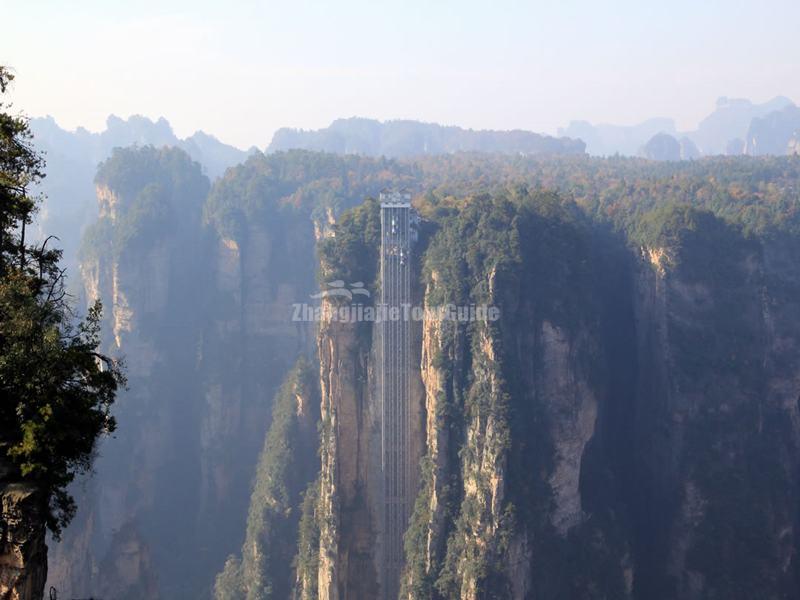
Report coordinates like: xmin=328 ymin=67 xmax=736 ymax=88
xmin=317 ymin=307 xmax=381 ymax=600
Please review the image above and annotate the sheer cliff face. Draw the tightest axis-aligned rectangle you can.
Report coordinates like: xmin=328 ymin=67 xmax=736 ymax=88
xmin=316 ymin=311 xmax=380 ymax=599
xmin=632 ymin=226 xmax=800 ymax=600
xmin=401 ymin=195 xmax=632 ymax=599
xmin=52 ymin=147 xmax=313 ymax=599
xmin=214 ymin=358 xmax=320 ymax=600
xmin=313 ymin=295 xmax=427 ymax=600
xmin=72 ymin=168 xmax=319 ymax=599
xmin=49 ymin=148 xmax=214 ymax=600
xmin=413 ymin=292 xmax=611 ymax=599
xmin=197 ymin=213 xmax=318 ymax=564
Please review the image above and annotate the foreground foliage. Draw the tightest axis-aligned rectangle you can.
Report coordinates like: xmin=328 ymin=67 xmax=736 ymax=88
xmin=0 ymin=66 xmax=124 ymax=534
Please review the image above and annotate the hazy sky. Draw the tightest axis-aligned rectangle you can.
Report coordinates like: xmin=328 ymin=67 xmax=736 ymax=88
xmin=3 ymin=0 xmax=798 ymax=149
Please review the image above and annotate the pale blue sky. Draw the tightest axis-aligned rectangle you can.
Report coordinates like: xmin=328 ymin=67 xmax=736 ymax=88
xmin=2 ymin=0 xmax=798 ymax=149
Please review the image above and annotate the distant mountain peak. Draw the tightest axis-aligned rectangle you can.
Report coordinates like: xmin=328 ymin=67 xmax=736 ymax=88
xmin=30 ymin=114 xmax=251 ymax=180
xmin=563 ymin=96 xmax=797 ymax=157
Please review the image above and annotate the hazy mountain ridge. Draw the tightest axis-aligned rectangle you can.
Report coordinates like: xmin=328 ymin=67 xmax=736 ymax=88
xmin=27 ymin=95 xmax=800 ymax=280
xmin=267 ymin=117 xmax=586 ymax=157
xmin=560 ymin=96 xmax=798 ymax=159
xmin=31 ymin=114 xmax=254 ymax=179
xmin=690 ymin=95 xmax=793 ymax=155
xmin=558 ymin=117 xmax=678 ymax=156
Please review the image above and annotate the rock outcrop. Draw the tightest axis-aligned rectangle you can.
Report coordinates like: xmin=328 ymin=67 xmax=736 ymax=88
xmin=0 ymin=483 xmax=47 ymax=600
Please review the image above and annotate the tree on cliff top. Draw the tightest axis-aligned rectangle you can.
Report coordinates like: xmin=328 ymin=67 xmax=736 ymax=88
xmin=0 ymin=66 xmax=125 ymax=535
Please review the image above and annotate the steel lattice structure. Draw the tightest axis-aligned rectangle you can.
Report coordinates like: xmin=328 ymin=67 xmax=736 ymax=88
xmin=379 ymin=190 xmax=412 ymax=600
